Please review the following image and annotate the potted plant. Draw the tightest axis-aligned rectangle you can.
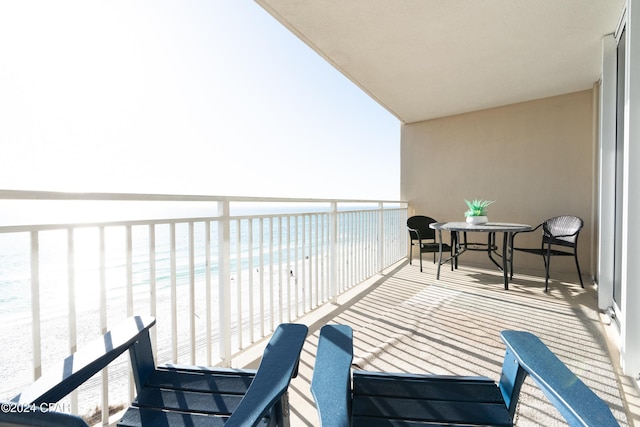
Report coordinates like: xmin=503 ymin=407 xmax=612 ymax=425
xmin=464 ymin=199 xmax=494 ymax=225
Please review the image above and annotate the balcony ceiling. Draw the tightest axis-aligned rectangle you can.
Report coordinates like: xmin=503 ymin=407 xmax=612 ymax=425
xmin=255 ymin=0 xmax=623 ymax=123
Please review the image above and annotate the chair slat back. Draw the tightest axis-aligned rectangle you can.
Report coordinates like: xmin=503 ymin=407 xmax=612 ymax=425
xmin=543 ymin=215 xmax=583 ymax=246
xmin=407 ymin=215 xmax=437 ymax=241
xmin=311 ymin=325 xmax=353 ymax=427
xmin=225 ymin=323 xmax=308 ymax=427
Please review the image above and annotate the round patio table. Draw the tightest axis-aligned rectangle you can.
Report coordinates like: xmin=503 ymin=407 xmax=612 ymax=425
xmin=429 ymin=222 xmax=531 ymax=290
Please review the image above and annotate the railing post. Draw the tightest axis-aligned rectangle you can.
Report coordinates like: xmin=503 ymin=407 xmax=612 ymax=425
xmin=98 ymin=227 xmax=109 ymax=425
xmin=188 ymin=222 xmax=196 ymax=365
xmin=205 ymin=221 xmax=212 ymax=366
xmin=126 ymin=226 xmax=134 ymax=317
xmin=218 ymin=201 xmax=232 ymax=366
xmin=66 ymin=229 xmax=78 ymax=415
xmin=170 ymin=223 xmax=178 ymax=363
xmin=29 ymin=231 xmax=41 ymax=381
xmin=329 ymin=202 xmax=338 ymax=302
xmin=378 ymin=202 xmax=384 ymax=272
xmin=149 ymin=225 xmax=157 ymax=352
xmin=125 ymin=225 xmax=135 ymax=402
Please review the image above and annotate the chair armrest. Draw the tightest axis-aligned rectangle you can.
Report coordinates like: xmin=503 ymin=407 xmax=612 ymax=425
xmin=13 ymin=316 xmax=156 ymax=405
xmin=408 ymin=227 xmax=423 ymax=242
xmin=511 ymin=223 xmax=542 ymax=238
xmin=224 ymin=323 xmax=308 ymax=427
xmin=0 ymin=402 xmax=89 ymax=426
xmin=511 ymin=224 xmax=542 ymax=250
xmin=499 ymin=330 xmax=619 ymax=427
xmin=311 ymin=324 xmax=353 ymax=427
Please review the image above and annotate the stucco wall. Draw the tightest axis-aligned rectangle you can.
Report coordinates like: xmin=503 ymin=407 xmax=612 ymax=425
xmin=401 ymin=90 xmax=596 ymax=276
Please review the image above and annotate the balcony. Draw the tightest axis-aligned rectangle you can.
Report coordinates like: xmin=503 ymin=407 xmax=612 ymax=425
xmin=0 ymin=190 xmax=637 ymax=425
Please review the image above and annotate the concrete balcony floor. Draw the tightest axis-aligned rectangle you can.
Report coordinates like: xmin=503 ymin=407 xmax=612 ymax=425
xmin=252 ymin=259 xmax=640 ymax=426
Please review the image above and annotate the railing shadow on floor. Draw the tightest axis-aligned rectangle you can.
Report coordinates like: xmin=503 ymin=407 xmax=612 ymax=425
xmin=285 ymin=260 xmax=633 ymax=427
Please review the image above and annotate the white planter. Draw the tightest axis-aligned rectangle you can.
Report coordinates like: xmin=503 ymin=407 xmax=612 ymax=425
xmin=466 ymin=215 xmax=488 ymax=225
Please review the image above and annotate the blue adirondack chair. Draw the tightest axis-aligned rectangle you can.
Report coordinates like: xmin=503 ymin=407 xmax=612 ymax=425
xmin=1 ymin=316 xmax=307 ymax=427
xmin=311 ymin=324 xmax=619 ymax=427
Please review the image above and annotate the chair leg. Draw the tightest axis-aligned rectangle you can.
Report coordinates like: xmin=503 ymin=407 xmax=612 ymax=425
xmin=509 ymin=234 xmax=515 ymax=279
xmin=435 ymin=229 xmax=446 ymax=278
xmin=544 ymin=246 xmax=552 ymax=292
xmin=409 ymin=245 xmax=413 ymax=265
xmin=419 ymin=250 xmax=423 ymax=272
xmin=451 ymin=232 xmax=455 ymax=271
xmin=453 ymin=232 xmax=459 ymax=270
xmin=574 ymin=251 xmax=584 ymax=288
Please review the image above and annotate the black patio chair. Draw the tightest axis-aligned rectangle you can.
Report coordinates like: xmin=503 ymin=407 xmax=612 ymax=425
xmin=407 ymin=215 xmax=452 ymax=272
xmin=510 ymin=215 xmax=584 ymax=292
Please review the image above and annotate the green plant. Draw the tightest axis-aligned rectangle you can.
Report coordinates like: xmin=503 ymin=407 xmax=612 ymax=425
xmin=464 ymin=199 xmax=494 ymax=217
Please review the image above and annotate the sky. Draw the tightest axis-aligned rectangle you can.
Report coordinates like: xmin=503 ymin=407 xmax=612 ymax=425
xmin=0 ymin=1 xmax=400 ymax=201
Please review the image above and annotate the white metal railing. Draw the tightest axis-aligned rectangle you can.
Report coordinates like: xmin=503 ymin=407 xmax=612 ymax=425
xmin=0 ymin=190 xmax=408 ymax=423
